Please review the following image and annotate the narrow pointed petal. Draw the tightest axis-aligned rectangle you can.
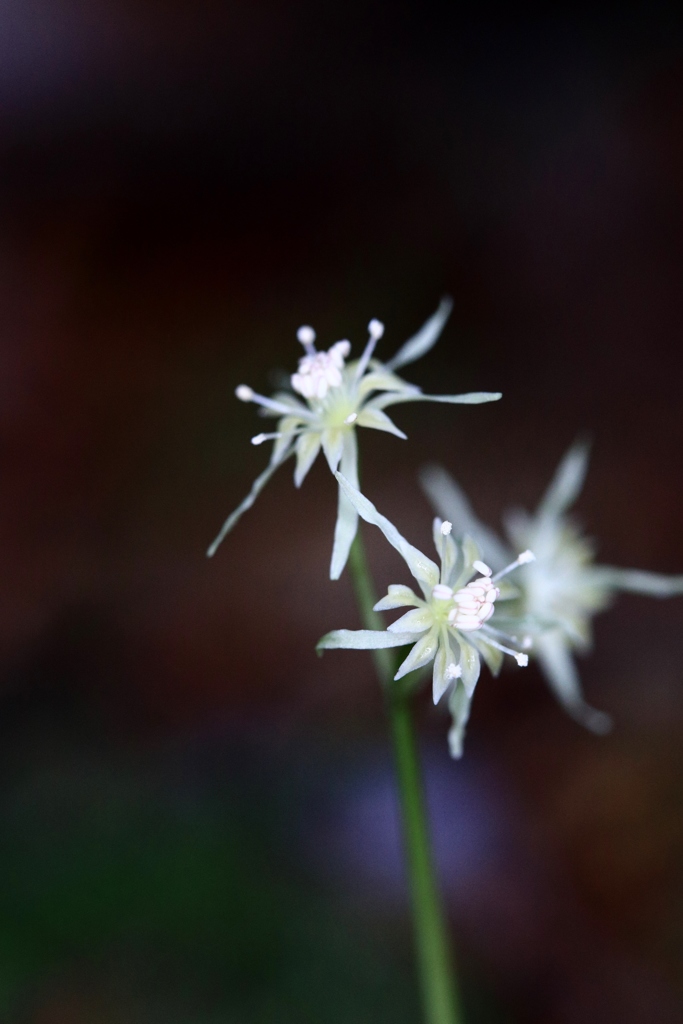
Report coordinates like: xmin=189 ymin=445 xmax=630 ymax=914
xmin=294 ymin=431 xmax=322 ymax=487
xmin=433 ymin=628 xmax=455 ymax=704
xmin=385 ymin=297 xmax=453 ymax=372
xmin=369 ymin=390 xmax=502 ymax=411
xmin=321 ymin=428 xmax=345 ymax=473
xmin=470 ymin=635 xmax=504 ymax=676
xmin=357 ymin=370 xmax=420 ymax=399
xmin=501 ymin=507 xmax=533 ymax=553
xmin=387 ymin=608 xmax=433 ymax=633
xmin=447 ymin=682 xmax=472 ymax=759
xmin=394 ymin=629 xmax=439 ymax=680
xmin=355 ymin=408 xmax=408 ymax=439
xmin=534 ymin=631 xmax=612 ymax=734
xmin=374 ymin=584 xmax=422 ymax=611
xmin=334 ymin=472 xmax=440 ymax=595
xmin=329 ymin=431 xmax=359 ymax=580
xmin=207 ymin=439 xmax=295 ymax=557
xmin=591 ymin=566 xmax=683 ymax=597
xmin=457 ymin=638 xmax=481 ymax=698
xmin=316 ymin=629 xmax=419 ymax=652
xmin=421 ymin=465 xmax=512 ymax=571
xmin=451 ymin=534 xmax=481 ymax=590
xmin=270 ymin=392 xmax=313 ymax=418
xmin=537 ymin=438 xmax=590 ymax=520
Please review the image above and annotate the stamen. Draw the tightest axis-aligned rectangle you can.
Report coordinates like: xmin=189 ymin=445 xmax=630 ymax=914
xmin=481 ymin=632 xmax=529 ymax=665
xmin=297 ymin=325 xmax=316 ymax=355
xmin=333 ymin=340 xmax=352 ymax=360
xmin=354 ymin=319 xmax=385 ymax=382
xmin=344 ymin=412 xmax=358 ymax=425
xmin=472 ymin=559 xmax=492 ymax=576
xmin=368 ymin=318 xmax=385 ymax=340
xmin=252 ymin=426 xmax=309 ymax=445
xmin=432 ymin=584 xmax=454 ymax=601
xmin=445 ymin=663 xmax=462 ymax=680
xmin=235 ymin=386 xmax=313 ymax=418
xmin=440 ymin=521 xmax=452 ymax=536
xmin=491 ymin=550 xmax=536 ymax=582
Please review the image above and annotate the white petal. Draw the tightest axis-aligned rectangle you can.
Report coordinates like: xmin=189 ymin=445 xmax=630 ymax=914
xmin=456 ymin=637 xmax=481 ymax=698
xmin=369 ymin=391 xmax=502 ymax=411
xmin=374 ymin=584 xmax=422 ymax=611
xmin=470 ymin=635 xmax=504 ymax=676
xmin=432 ymin=629 xmax=454 ymax=704
xmin=537 ymin=438 xmax=590 ymax=520
xmin=534 ymin=631 xmax=612 ymax=734
xmin=591 ymin=566 xmax=683 ymax=597
xmin=357 ymin=370 xmax=419 ymax=399
xmin=321 ymin=428 xmax=345 ymax=473
xmin=385 ymin=297 xmax=453 ymax=372
xmin=270 ymin=392 xmax=313 ymax=418
xmin=294 ymin=431 xmax=322 ymax=487
xmin=394 ymin=629 xmax=439 ymax=680
xmin=421 ymin=465 xmax=512 ymax=572
xmin=207 ymin=436 xmax=295 ymax=557
xmin=330 ymin=431 xmax=360 ymax=580
xmin=451 ymin=534 xmax=481 ymax=590
xmin=447 ymin=682 xmax=472 ymax=759
xmin=317 ymin=629 xmax=419 ymax=652
xmin=335 ymin=472 xmax=440 ymax=596
xmin=355 ymin=407 xmax=408 ymax=439
xmin=387 ymin=607 xmax=433 ymax=633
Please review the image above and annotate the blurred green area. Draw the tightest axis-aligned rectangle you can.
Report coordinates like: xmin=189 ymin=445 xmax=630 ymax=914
xmin=0 ymin=734 xmax=421 ymax=1023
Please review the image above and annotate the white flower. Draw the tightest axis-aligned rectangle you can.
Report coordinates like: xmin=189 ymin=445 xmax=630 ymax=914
xmin=421 ymin=440 xmax=683 ymax=733
xmin=208 ymin=299 xmax=502 ymax=579
xmin=317 ymin=474 xmax=533 ymax=758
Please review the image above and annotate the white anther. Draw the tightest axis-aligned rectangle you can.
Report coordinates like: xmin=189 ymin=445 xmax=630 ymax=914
xmin=297 ymin=325 xmax=316 ymax=346
xmin=522 ymin=636 xmax=533 ymax=650
xmin=344 ymin=412 xmax=358 ymax=424
xmin=515 ymin=653 xmax=529 ymax=667
xmin=236 ymin=385 xmax=254 ymax=402
xmin=492 ymin=550 xmax=535 ymax=582
xmin=440 ymin=521 xmax=452 ymax=535
xmin=291 ymin=342 xmax=349 ymax=400
xmin=449 ymin=576 xmax=500 ymax=631
xmin=472 ymin=559 xmax=492 ymax=576
xmin=432 ymin=584 xmax=453 ymax=601
xmin=334 ymin=340 xmax=351 ymax=359
xmin=368 ymin=318 xmax=384 ymax=340
xmin=446 ymin=663 xmax=462 ymax=680
xmin=251 ymin=434 xmax=268 ymax=445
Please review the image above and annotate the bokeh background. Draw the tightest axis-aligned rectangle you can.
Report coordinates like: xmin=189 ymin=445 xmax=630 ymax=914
xmin=2 ymin=3 xmax=683 ymax=1021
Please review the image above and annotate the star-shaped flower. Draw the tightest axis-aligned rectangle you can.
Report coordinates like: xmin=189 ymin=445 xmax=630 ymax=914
xmin=208 ymin=299 xmax=501 ymax=578
xmin=421 ymin=440 xmax=683 ymax=732
xmin=317 ymin=474 xmax=533 ymax=757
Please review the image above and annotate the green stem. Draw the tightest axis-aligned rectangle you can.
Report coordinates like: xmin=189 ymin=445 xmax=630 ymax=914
xmin=348 ymin=531 xmax=463 ymax=1024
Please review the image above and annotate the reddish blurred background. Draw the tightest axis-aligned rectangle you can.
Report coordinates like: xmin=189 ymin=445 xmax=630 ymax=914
xmin=1 ymin=3 xmax=683 ymax=1021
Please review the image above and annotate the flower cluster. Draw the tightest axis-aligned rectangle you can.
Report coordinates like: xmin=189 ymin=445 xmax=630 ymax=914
xmin=210 ymin=300 xmax=683 ymax=757
xmin=317 ymin=475 xmax=535 ymax=756
xmin=421 ymin=440 xmax=683 ymax=733
xmin=208 ymin=299 xmax=501 ymax=579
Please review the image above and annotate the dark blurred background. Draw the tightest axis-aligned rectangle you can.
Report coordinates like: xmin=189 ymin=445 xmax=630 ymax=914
xmin=2 ymin=2 xmax=683 ymax=1021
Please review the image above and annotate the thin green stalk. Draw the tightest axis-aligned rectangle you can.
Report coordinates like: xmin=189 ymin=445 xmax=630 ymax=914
xmin=348 ymin=531 xmax=463 ymax=1024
